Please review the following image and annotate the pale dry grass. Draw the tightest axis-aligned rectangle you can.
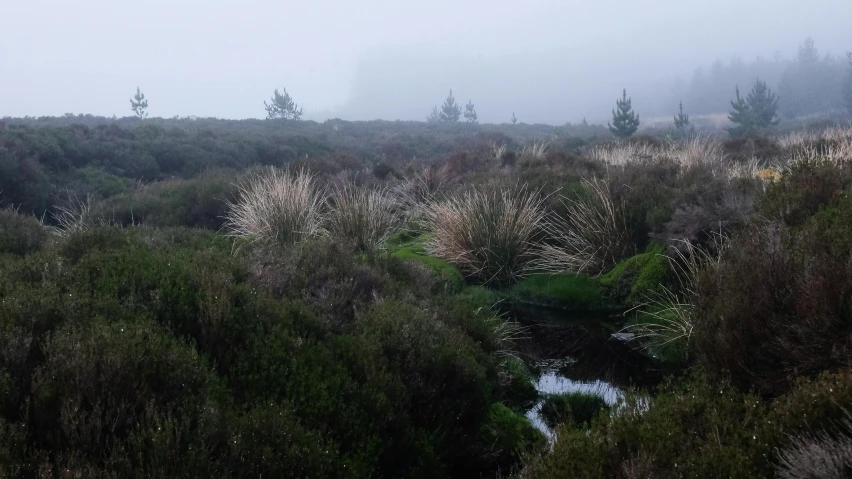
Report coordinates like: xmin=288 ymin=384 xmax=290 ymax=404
xmin=223 ymin=167 xmax=326 ymax=246
xmin=535 ymin=178 xmax=631 ymax=275
xmin=520 ymin=141 xmax=550 ymax=161
xmin=424 ymin=186 xmax=547 ymax=285
xmin=668 ymin=136 xmax=725 ymax=169
xmin=587 ymin=142 xmax=658 ymax=166
xmin=778 ymin=415 xmax=852 ymax=479
xmin=328 ymin=183 xmax=403 ymax=252
xmin=778 ymin=126 xmax=852 ymax=167
xmin=490 ymin=141 xmax=509 ymax=162
xmin=393 ymin=165 xmax=455 ymax=229
xmin=49 ymin=193 xmax=111 ymax=237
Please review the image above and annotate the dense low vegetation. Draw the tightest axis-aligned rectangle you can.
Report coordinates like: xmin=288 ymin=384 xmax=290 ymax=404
xmin=2 ymin=115 xmax=852 ymax=477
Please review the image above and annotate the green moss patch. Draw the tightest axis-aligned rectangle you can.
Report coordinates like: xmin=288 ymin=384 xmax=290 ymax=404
xmin=600 ymin=242 xmax=670 ymax=308
xmin=388 ymin=232 xmax=464 ymax=289
xmin=506 ymin=273 xmax=605 ymax=311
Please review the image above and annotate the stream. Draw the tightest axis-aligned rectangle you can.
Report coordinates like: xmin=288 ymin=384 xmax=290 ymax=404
xmin=503 ymin=303 xmax=664 ymax=438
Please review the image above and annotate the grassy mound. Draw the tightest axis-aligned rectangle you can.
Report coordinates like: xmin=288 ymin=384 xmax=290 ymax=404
xmin=388 ymin=231 xmax=465 ymax=290
xmin=539 ymin=391 xmax=609 ymax=429
xmin=505 ymin=273 xmax=606 ymax=311
xmin=599 ymin=242 xmax=670 ymax=308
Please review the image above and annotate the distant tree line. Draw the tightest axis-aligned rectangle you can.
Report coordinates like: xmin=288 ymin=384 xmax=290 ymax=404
xmin=128 ymin=37 xmax=852 ymax=131
xmin=671 ymin=38 xmax=849 ymax=118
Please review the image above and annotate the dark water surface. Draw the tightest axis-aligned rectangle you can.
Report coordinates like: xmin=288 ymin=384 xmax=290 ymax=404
xmin=502 ymin=303 xmax=665 ymax=437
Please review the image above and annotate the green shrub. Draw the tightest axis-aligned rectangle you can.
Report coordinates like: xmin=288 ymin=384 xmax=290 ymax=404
xmin=539 ymin=391 xmax=609 ymax=429
xmin=607 ymin=157 xmax=679 ymax=251
xmin=90 ymin=170 xmax=239 ymax=229
xmin=355 ymin=300 xmax=495 ymax=470
xmin=693 ymin=218 xmax=852 ymax=395
xmin=75 ymin=166 xmax=134 ymax=197
xmin=0 ymin=208 xmax=48 ymax=255
xmin=228 ymin=403 xmax=349 ymax=478
xmin=502 ymin=357 xmax=539 ymax=411
xmin=761 ymin=158 xmax=852 ymax=227
xmin=29 ymin=318 xmax=226 ymax=472
xmin=478 ymin=403 xmax=546 ymax=468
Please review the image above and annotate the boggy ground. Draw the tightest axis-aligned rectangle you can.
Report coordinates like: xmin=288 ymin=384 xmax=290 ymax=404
xmin=2 ymin=118 xmax=852 ymax=477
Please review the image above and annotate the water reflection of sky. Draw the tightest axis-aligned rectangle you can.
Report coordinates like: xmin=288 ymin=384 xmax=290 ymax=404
xmin=526 ymin=363 xmax=624 ymax=440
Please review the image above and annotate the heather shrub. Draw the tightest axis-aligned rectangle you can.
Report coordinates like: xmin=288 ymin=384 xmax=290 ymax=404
xmin=0 ymin=226 xmax=530 ymax=476
xmin=477 ymin=403 xmax=546 ymax=471
xmin=354 ymin=299 xmax=498 ymax=474
xmin=29 ymin=318 xmax=226 ymax=472
xmin=607 ymin=157 xmax=680 ymax=250
xmin=761 ymin=158 xmax=852 ymax=227
xmin=692 ymin=216 xmax=852 ymax=395
xmin=425 ymin=186 xmax=546 ymax=285
xmin=0 ymin=207 xmax=48 ymax=255
xmin=90 ymin=170 xmax=239 ymax=229
xmin=773 ymin=371 xmax=852 ymax=478
xmin=658 ymin=177 xmax=757 ymax=252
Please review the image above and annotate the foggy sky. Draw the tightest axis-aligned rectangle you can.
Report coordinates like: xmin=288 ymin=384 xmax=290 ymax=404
xmin=2 ymin=0 xmax=850 ymax=124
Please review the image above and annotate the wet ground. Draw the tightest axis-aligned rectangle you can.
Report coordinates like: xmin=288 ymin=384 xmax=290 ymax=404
xmin=502 ymin=303 xmax=667 ymax=437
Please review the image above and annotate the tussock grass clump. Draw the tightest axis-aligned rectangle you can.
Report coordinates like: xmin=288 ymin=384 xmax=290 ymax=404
xmin=778 ymin=418 xmax=852 ymax=479
xmin=540 ymin=391 xmax=609 ymax=429
xmin=393 ymin=165 xmax=454 ymax=228
xmin=223 ymin=167 xmax=325 ymax=246
xmin=50 ymin=193 xmax=113 ymax=237
xmin=328 ymin=183 xmax=403 ymax=252
xmin=424 ymin=186 xmax=546 ymax=285
xmin=536 ymin=178 xmax=632 ymax=275
xmin=490 ymin=141 xmax=509 ymax=161
xmin=624 ymin=239 xmax=723 ymax=363
xmin=520 ymin=141 xmax=550 ymax=161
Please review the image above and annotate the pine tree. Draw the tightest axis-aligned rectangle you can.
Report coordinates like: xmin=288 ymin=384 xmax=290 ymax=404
xmin=727 ymin=79 xmax=779 ymax=137
xmin=608 ymin=89 xmax=640 ymax=138
xmin=426 ymin=105 xmax=441 ymax=123
xmin=463 ymin=100 xmax=478 ymax=123
xmin=439 ymin=90 xmax=462 ymax=123
xmin=673 ymin=101 xmax=694 ymax=139
xmin=673 ymin=101 xmax=690 ymax=130
xmin=130 ymin=87 xmax=148 ymax=119
xmin=511 ymin=112 xmax=517 ymax=125
xmin=844 ymin=53 xmax=852 ymax=116
xmin=264 ymin=88 xmax=303 ymax=120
